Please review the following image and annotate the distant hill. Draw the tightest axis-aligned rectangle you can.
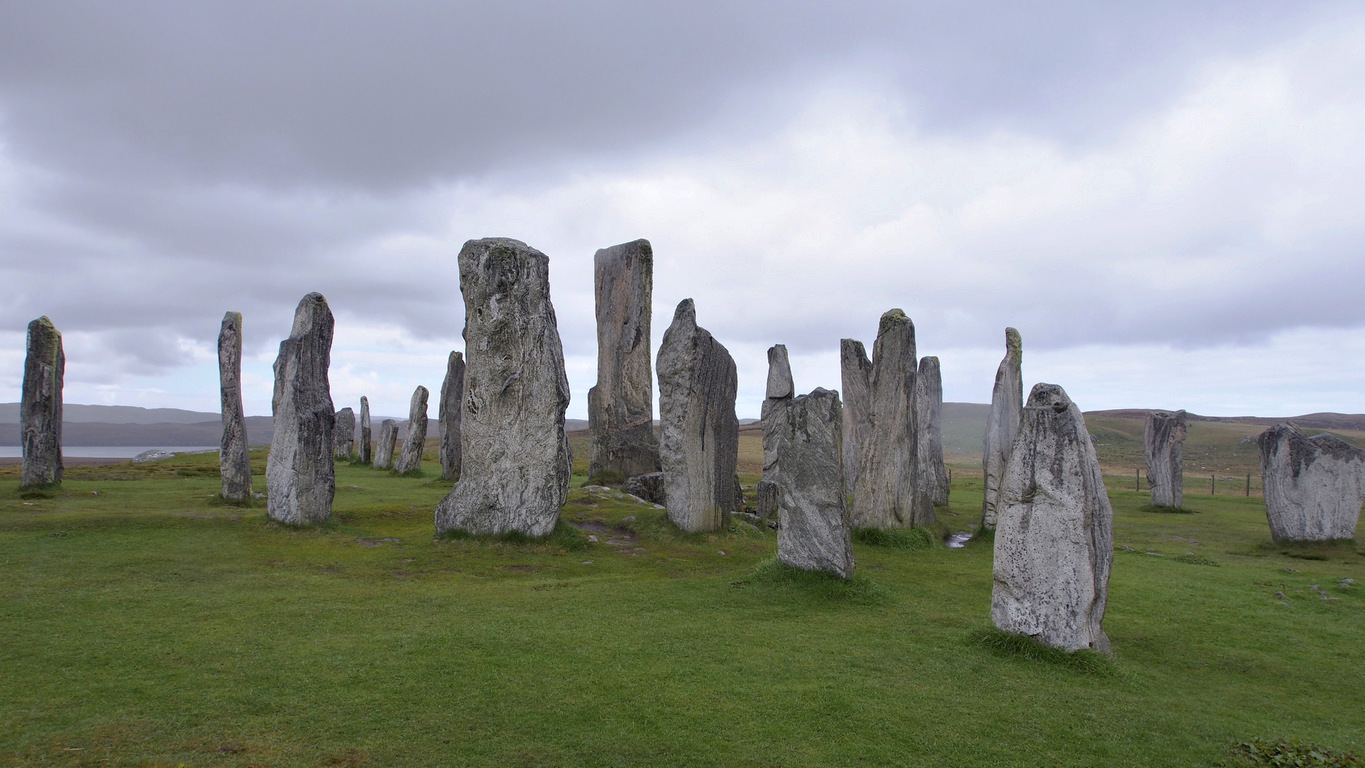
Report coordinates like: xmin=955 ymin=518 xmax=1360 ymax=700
xmin=0 ymin=403 xmax=233 ymax=425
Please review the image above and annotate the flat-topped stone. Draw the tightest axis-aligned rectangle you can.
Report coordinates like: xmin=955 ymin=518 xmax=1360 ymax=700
xmin=1259 ymin=423 xmax=1365 ymax=542
xmin=1144 ymin=409 xmax=1187 ymax=508
xmin=439 ymin=351 xmax=465 ymax=481
xmin=218 ymin=311 xmax=251 ymax=501
xmin=266 ymin=293 xmax=336 ymax=525
xmin=773 ymin=388 xmax=855 ymax=579
xmin=21 ymin=316 xmax=64 ymax=488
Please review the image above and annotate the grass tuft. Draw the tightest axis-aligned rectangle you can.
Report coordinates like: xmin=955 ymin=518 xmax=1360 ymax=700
xmin=1219 ymin=738 xmax=1361 ymax=767
xmin=1172 ymin=553 xmax=1220 ymax=567
xmin=735 ymin=557 xmax=884 ymax=604
xmin=853 ymin=526 xmax=938 ymax=551
xmin=1257 ymin=540 xmax=1361 ymax=562
xmin=1142 ymin=504 xmax=1198 ymax=514
xmin=18 ymin=483 xmax=61 ymax=499
xmin=967 ymin=625 xmax=1118 ymax=676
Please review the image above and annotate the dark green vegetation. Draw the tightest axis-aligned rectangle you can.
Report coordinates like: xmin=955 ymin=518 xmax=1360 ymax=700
xmin=1 ymin=450 xmax=1362 ymax=767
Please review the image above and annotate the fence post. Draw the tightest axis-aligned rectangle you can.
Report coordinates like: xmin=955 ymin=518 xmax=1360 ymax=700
xmin=1210 ymin=475 xmax=1215 ymax=496
xmin=1135 ymin=469 xmax=1140 ymax=492
xmin=1246 ymin=474 xmax=1250 ymax=497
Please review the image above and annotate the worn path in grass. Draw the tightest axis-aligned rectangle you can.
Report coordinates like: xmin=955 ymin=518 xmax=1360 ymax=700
xmin=1 ymin=452 xmax=1362 ymax=767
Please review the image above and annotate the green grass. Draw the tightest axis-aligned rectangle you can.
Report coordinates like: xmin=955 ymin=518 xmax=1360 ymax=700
xmin=0 ymin=452 xmax=1362 ymax=766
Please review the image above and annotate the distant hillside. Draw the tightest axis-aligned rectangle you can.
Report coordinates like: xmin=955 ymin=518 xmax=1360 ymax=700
xmin=1086 ymin=409 xmax=1365 ymax=432
xmin=0 ymin=403 xmax=230 ymax=425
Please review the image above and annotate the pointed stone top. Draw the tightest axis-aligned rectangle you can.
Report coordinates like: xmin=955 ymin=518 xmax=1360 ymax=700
xmin=361 ymin=395 xmax=369 ymax=406
xmin=28 ymin=316 xmax=59 ymax=336
xmin=766 ymin=344 xmax=793 ymax=400
xmin=449 ymin=350 xmax=464 ymax=365
xmin=1026 ymin=382 xmax=1072 ymax=411
xmin=877 ymin=308 xmax=912 ymax=338
xmin=1005 ymin=327 xmax=1022 ymax=357
xmin=671 ymin=298 xmax=696 ymax=330
xmin=290 ymin=292 xmax=332 ymax=337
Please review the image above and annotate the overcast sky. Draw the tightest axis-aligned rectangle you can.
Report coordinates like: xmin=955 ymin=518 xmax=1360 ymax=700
xmin=2 ymin=1 xmax=1363 ymax=421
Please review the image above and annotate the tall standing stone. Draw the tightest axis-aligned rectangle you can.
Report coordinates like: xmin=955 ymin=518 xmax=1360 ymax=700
xmin=266 ymin=293 xmax=336 ymax=525
xmin=20 ymin=316 xmax=63 ymax=488
xmin=334 ymin=408 xmax=356 ymax=460
xmin=839 ymin=339 xmax=874 ymax=497
xmin=217 ymin=311 xmax=252 ymax=501
xmin=913 ymin=355 xmax=949 ymax=508
xmin=439 ymin=351 xmax=465 ymax=481
xmin=588 ymin=239 xmax=660 ymax=482
xmin=373 ymin=419 xmax=399 ymax=469
xmin=434 ymin=238 xmax=571 ymax=538
xmin=657 ymin=299 xmax=739 ymax=533
xmin=358 ymin=396 xmax=372 ymax=465
xmin=981 ymin=327 xmax=1023 ymax=529
xmin=760 ymin=344 xmax=795 ymax=522
xmin=773 ymin=387 xmax=856 ymax=579
xmin=851 ymin=309 xmax=925 ymax=528
xmin=394 ymin=385 xmax=429 ymax=474
xmin=992 ymin=383 xmax=1112 ymax=655
xmin=1144 ymin=409 xmax=1187 ymax=508
xmin=1258 ymin=423 xmax=1365 ymax=542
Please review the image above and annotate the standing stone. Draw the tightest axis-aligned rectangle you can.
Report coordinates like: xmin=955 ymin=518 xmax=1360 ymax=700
xmin=992 ymin=383 xmax=1112 ymax=655
xmin=913 ymin=355 xmax=949 ymax=515
xmin=20 ymin=316 xmax=63 ymax=488
xmin=439 ymin=351 xmax=465 ymax=481
xmin=773 ymin=388 xmax=856 ymax=579
xmin=588 ymin=239 xmax=660 ymax=482
xmin=839 ymin=339 xmax=874 ymax=496
xmin=358 ymin=397 xmax=372 ymax=465
xmin=217 ymin=311 xmax=252 ymax=501
xmin=756 ymin=480 xmax=779 ymax=520
xmin=1258 ymin=423 xmax=1365 ymax=542
xmin=624 ymin=472 xmax=666 ymax=506
xmin=656 ymin=299 xmax=739 ymax=533
xmin=1144 ymin=409 xmax=1187 ymax=508
xmin=981 ymin=327 xmax=1023 ymax=529
xmin=761 ymin=344 xmax=794 ymax=498
xmin=434 ymin=238 xmax=571 ymax=538
xmin=373 ymin=419 xmax=399 ymax=470
xmin=394 ymin=385 xmax=429 ymax=474
xmin=851 ymin=309 xmax=925 ymax=528
xmin=266 ymin=293 xmax=336 ymax=525
xmin=334 ymin=408 xmax=356 ymax=460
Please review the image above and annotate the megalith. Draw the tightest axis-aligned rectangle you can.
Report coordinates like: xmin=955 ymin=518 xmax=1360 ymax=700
xmin=434 ymin=238 xmax=571 ymax=538
xmin=656 ymin=298 xmax=739 ymax=533
xmin=851 ymin=309 xmax=925 ymax=528
xmin=20 ymin=316 xmax=64 ymax=488
xmin=773 ymin=387 xmax=856 ymax=579
xmin=839 ymin=339 xmax=874 ymax=496
xmin=394 ymin=385 xmax=429 ymax=474
xmin=914 ymin=355 xmax=949 ymax=508
xmin=218 ymin=311 xmax=252 ymax=501
xmin=1144 ymin=409 xmax=1187 ymax=508
xmin=992 ymin=383 xmax=1112 ymax=655
xmin=1258 ymin=423 xmax=1365 ymax=542
xmin=334 ymin=407 xmax=356 ymax=460
xmin=762 ymin=344 xmax=794 ymax=482
xmin=587 ymin=239 xmax=660 ymax=483
xmin=981 ymin=327 xmax=1023 ymax=529
xmin=374 ymin=419 xmax=398 ymax=470
xmin=358 ymin=396 xmax=372 ymax=465
xmin=439 ymin=351 xmax=465 ymax=481
xmin=266 ymin=293 xmax=336 ymax=525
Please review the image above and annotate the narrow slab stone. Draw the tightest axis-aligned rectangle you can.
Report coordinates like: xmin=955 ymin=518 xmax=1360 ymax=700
xmin=839 ymin=339 xmax=873 ymax=496
xmin=394 ymin=385 xmax=429 ymax=474
xmin=266 ymin=293 xmax=336 ymax=525
xmin=439 ymin=351 xmax=465 ymax=481
xmin=773 ymin=388 xmax=855 ymax=579
xmin=756 ymin=479 xmax=779 ymax=520
xmin=1259 ymin=423 xmax=1365 ymax=542
xmin=992 ymin=383 xmax=1112 ymax=655
xmin=359 ymin=396 xmax=372 ymax=465
xmin=373 ymin=419 xmax=398 ymax=470
xmin=434 ymin=238 xmax=571 ymax=538
xmin=1144 ymin=409 xmax=1187 ymax=508
xmin=656 ymin=298 xmax=739 ymax=533
xmin=914 ymin=355 xmax=949 ymax=513
xmin=217 ymin=311 xmax=252 ymax=501
xmin=761 ymin=344 xmax=794 ymax=508
xmin=20 ymin=316 xmax=63 ymax=488
xmin=334 ymin=407 xmax=356 ymax=460
xmin=588 ymin=239 xmax=659 ymax=482
xmin=981 ymin=327 xmax=1023 ymax=529
xmin=851 ymin=309 xmax=925 ymax=528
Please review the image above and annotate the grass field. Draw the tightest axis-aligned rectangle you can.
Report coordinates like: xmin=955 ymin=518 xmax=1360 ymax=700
xmin=1 ymin=447 xmax=1362 ymax=767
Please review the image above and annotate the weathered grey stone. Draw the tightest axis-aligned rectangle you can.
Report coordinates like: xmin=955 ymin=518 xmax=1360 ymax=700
xmin=373 ymin=419 xmax=398 ymax=470
xmin=1144 ymin=409 xmax=1187 ymax=508
xmin=756 ymin=480 xmax=779 ymax=520
xmin=624 ymin=472 xmax=666 ymax=506
xmin=217 ymin=311 xmax=252 ymax=501
xmin=439 ymin=351 xmax=465 ymax=481
xmin=851 ymin=309 xmax=926 ymax=528
xmin=656 ymin=298 xmax=739 ymax=533
xmin=334 ymin=407 xmax=356 ymax=460
xmin=992 ymin=383 xmax=1112 ymax=655
xmin=773 ymin=388 xmax=855 ymax=579
xmin=839 ymin=339 xmax=873 ymax=496
xmin=761 ymin=344 xmax=794 ymax=507
xmin=358 ymin=396 xmax=372 ymax=465
xmin=20 ymin=316 xmax=63 ymax=488
xmin=913 ymin=356 xmax=949 ymax=511
xmin=1258 ymin=423 xmax=1365 ymax=542
xmin=434 ymin=238 xmax=571 ymax=538
xmin=588 ymin=239 xmax=660 ymax=482
xmin=981 ymin=327 xmax=1023 ymax=529
xmin=266 ymin=293 xmax=336 ymax=525
xmin=394 ymin=385 xmax=429 ymax=474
